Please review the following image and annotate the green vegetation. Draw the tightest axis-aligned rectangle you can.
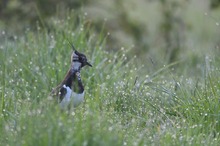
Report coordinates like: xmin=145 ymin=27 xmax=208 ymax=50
xmin=1 ymin=1 xmax=220 ymax=146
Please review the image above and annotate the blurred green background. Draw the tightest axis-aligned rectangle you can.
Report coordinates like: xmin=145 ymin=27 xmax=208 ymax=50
xmin=1 ymin=0 xmax=220 ymax=63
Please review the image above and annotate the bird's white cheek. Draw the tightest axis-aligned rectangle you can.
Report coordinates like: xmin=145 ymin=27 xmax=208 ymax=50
xmin=72 ymin=62 xmax=82 ymax=70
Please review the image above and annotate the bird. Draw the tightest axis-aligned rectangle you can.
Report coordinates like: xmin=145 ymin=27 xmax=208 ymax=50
xmin=50 ymin=49 xmax=92 ymax=109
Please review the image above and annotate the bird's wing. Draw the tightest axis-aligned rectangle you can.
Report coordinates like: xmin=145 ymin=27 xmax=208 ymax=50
xmin=50 ymin=68 xmax=71 ymax=93
xmin=49 ymin=68 xmax=75 ymax=102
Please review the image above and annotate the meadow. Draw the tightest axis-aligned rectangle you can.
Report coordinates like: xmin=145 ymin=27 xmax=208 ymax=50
xmin=1 ymin=9 xmax=220 ymax=146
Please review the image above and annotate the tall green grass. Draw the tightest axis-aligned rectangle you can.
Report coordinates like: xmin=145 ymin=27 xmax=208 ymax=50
xmin=1 ymin=12 xmax=220 ymax=146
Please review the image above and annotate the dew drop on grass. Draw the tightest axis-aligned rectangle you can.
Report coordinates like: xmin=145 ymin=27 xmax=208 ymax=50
xmin=9 ymin=79 xmax=14 ymax=83
xmin=108 ymin=126 xmax=113 ymax=131
xmin=146 ymin=92 xmax=151 ymax=96
xmin=83 ymin=141 xmax=88 ymax=146
xmin=216 ymin=22 xmax=219 ymax=26
xmin=71 ymin=112 xmax=75 ymax=116
xmin=5 ymin=125 xmax=9 ymax=132
xmin=22 ymin=126 xmax=26 ymax=130
xmin=13 ymin=35 xmax=17 ymax=40
xmin=58 ymin=122 xmax=63 ymax=127
xmin=2 ymin=31 xmax=5 ymax=35
xmin=35 ymin=66 xmax=40 ymax=71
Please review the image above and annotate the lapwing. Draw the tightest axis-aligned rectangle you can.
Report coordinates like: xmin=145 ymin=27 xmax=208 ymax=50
xmin=50 ymin=49 xmax=92 ymax=109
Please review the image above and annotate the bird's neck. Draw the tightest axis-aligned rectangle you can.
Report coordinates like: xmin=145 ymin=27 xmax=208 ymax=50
xmin=63 ymin=70 xmax=84 ymax=94
xmin=72 ymin=73 xmax=84 ymax=93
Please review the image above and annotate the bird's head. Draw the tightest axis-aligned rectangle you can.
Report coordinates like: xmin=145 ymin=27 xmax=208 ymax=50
xmin=71 ymin=50 xmax=92 ymax=71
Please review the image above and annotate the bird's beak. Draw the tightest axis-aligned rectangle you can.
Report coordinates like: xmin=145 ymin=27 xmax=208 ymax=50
xmin=86 ymin=61 xmax=92 ymax=67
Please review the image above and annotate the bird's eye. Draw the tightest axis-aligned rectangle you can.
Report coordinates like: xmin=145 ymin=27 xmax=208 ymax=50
xmin=81 ymin=57 xmax=86 ymax=62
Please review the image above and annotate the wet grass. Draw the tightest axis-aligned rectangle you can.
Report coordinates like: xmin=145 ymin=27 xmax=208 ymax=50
xmin=1 ymin=14 xmax=220 ymax=146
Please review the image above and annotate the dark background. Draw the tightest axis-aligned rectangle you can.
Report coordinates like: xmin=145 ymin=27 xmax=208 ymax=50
xmin=1 ymin=0 xmax=220 ymax=63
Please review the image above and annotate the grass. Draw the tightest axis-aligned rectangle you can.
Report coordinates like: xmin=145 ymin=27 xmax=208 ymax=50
xmin=1 ymin=13 xmax=220 ymax=146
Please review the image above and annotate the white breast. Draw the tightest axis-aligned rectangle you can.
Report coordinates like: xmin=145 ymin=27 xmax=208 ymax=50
xmin=59 ymin=85 xmax=85 ymax=109
xmin=72 ymin=91 xmax=85 ymax=107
